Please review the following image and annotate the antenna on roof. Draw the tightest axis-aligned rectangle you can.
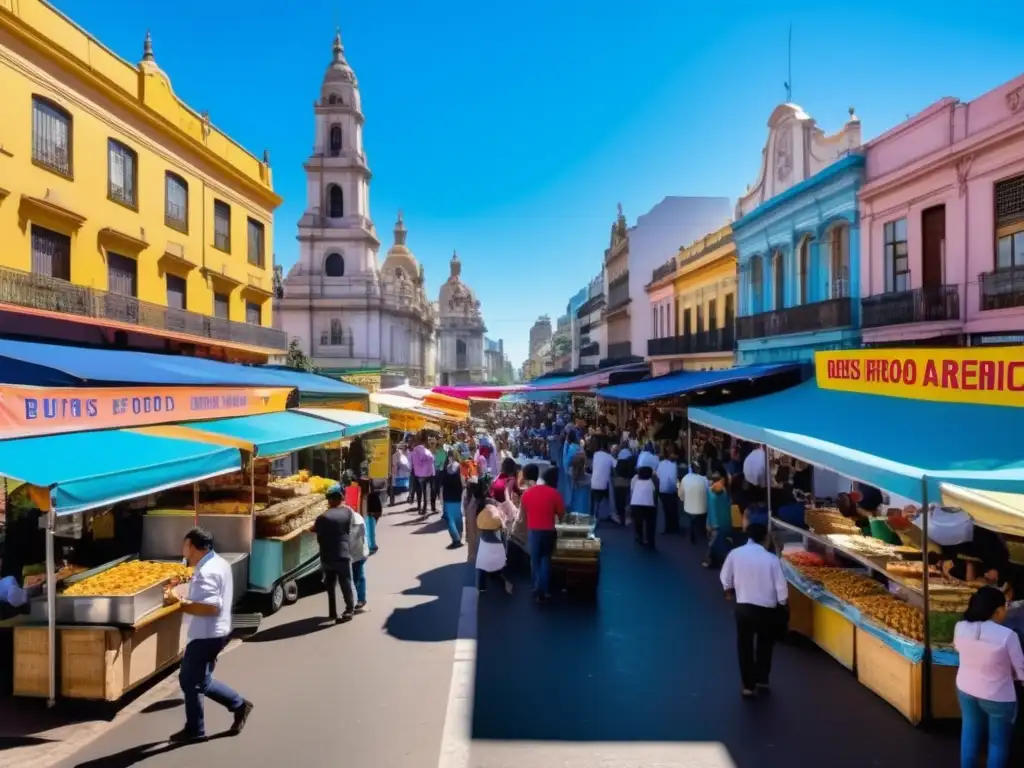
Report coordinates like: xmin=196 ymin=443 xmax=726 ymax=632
xmin=783 ymin=22 xmax=793 ymax=102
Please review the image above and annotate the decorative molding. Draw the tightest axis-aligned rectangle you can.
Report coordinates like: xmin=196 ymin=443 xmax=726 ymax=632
xmin=19 ymin=191 xmax=86 ymax=228
xmin=1007 ymin=85 xmax=1024 ymax=114
xmin=98 ymin=226 xmax=149 ymax=254
xmin=955 ymin=154 xmax=974 ymax=198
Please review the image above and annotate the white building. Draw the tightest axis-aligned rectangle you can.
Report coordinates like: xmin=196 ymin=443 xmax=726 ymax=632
xmin=437 ymin=252 xmax=486 ymax=385
xmin=627 ymin=196 xmax=733 ymax=358
xmin=576 ymin=274 xmax=606 ymax=370
xmin=274 ymin=31 xmax=436 ymax=384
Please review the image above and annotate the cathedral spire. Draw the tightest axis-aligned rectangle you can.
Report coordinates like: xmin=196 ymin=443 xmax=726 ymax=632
xmin=332 ymin=27 xmax=345 ymax=64
xmin=394 ymin=210 xmax=407 ymax=246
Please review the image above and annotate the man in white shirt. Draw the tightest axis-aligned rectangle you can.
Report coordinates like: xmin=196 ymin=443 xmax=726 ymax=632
xmin=742 ymin=445 xmax=767 ymax=489
xmin=720 ymin=523 xmax=788 ymax=697
xmin=589 ymin=437 xmax=615 ymax=521
xmin=679 ymin=461 xmax=709 ymax=545
xmin=655 ymin=447 xmax=681 ymax=534
xmin=164 ymin=527 xmax=252 ymax=741
xmin=637 ymin=444 xmax=659 ymax=472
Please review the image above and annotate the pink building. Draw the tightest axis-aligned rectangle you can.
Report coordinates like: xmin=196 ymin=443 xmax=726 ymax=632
xmin=859 ymin=74 xmax=1024 ymax=346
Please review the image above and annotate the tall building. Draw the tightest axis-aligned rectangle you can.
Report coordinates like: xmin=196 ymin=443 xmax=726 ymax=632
xmin=437 ymin=252 xmax=485 ymax=384
xmin=528 ymin=315 xmax=552 ymax=357
xmin=576 ymin=274 xmax=606 ymax=370
xmin=0 ymin=2 xmax=283 ymax=362
xmin=274 ymin=31 xmax=436 ymax=384
xmin=484 ymin=337 xmax=509 ymax=383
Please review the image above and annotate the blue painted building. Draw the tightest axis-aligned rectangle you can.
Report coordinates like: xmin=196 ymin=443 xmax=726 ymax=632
xmin=733 ymin=104 xmax=865 ymax=364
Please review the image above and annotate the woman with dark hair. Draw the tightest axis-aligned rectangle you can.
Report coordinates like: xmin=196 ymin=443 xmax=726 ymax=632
xmin=954 ymin=585 xmax=1024 ymax=768
xmin=440 ymin=449 xmax=465 ymax=548
xmin=630 ymin=465 xmax=657 ymax=549
xmin=490 ymin=457 xmax=520 ymax=504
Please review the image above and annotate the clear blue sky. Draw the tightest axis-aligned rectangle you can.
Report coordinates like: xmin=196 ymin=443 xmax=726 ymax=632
xmin=54 ymin=0 xmax=1023 ymax=367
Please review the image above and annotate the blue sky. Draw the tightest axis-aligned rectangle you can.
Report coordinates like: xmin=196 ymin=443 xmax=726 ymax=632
xmin=54 ymin=0 xmax=1023 ymax=367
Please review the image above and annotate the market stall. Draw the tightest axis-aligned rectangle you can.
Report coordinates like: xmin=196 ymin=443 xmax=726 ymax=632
xmin=0 ymin=428 xmax=243 ymax=704
xmin=551 ymin=512 xmax=601 ymax=595
xmin=688 ymin=348 xmax=1024 ymax=725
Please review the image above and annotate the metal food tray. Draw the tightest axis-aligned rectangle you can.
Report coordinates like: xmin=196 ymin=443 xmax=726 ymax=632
xmin=29 ymin=555 xmax=170 ymax=626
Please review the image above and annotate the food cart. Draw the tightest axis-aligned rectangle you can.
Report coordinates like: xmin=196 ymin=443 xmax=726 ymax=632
xmin=0 ymin=428 xmax=243 ymax=705
xmin=552 ymin=512 xmax=601 ymax=595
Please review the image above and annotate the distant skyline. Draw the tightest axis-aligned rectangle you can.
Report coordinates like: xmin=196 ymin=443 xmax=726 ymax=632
xmin=52 ymin=0 xmax=1024 ymax=366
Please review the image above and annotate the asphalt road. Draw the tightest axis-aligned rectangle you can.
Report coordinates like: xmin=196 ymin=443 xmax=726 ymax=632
xmin=50 ymin=506 xmax=963 ymax=768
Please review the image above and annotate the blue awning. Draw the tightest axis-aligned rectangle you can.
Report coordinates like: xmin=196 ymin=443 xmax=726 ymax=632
xmin=688 ymin=379 xmax=1024 ymax=503
xmin=297 ymin=408 xmax=387 ymax=437
xmin=0 ymin=339 xmax=366 ymax=396
xmin=596 ymin=363 xmax=802 ymax=401
xmin=0 ymin=430 xmax=240 ymax=516
xmin=173 ymin=411 xmax=347 ymax=457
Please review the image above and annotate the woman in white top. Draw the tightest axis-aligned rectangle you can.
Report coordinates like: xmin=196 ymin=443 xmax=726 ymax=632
xmin=954 ymin=585 xmax=1024 ymax=768
xmin=630 ymin=465 xmax=657 ymax=550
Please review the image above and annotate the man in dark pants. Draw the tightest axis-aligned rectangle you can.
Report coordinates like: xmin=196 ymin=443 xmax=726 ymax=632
xmin=313 ymin=484 xmax=356 ymax=623
xmin=719 ymin=523 xmax=788 ymax=697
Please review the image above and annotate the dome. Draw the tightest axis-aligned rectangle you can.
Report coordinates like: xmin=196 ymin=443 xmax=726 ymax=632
xmin=438 ymin=250 xmax=481 ymax=318
xmin=381 ymin=211 xmax=419 ymax=282
xmin=323 ymin=29 xmax=357 ymax=87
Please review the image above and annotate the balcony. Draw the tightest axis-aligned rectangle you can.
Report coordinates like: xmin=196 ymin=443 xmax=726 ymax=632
xmin=579 ymin=341 xmax=599 ymax=357
xmin=861 ymin=285 xmax=961 ymax=328
xmin=605 ymin=273 xmax=630 ymax=314
xmin=980 ymin=267 xmax=1024 ymax=311
xmin=651 ymin=258 xmax=677 ymax=284
xmin=607 ymin=341 xmax=632 ymax=359
xmin=0 ymin=265 xmax=287 ymax=352
xmin=647 ymin=327 xmax=735 ymax=357
xmin=736 ymin=297 xmax=852 ymax=341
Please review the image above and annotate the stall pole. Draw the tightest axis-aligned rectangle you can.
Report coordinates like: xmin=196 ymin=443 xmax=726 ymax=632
xmin=765 ymin=446 xmax=773 ymax=544
xmin=192 ymin=483 xmax=200 ymax=526
xmin=45 ymin=499 xmax=56 ymax=707
xmin=920 ymin=475 xmax=932 ymax=724
xmin=686 ymin=421 xmax=692 ymax=468
xmin=250 ymin=455 xmax=256 ymax=543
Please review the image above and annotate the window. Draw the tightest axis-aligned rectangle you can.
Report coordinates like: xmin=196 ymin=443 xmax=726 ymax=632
xmin=328 ymin=94 xmax=338 ymax=105
xmin=31 ymin=225 xmax=71 ymax=280
xmin=165 ymin=172 xmax=188 ymax=232
xmin=107 ymin=139 xmax=137 ymax=207
xmin=394 ymin=267 xmax=404 ymax=280
xmin=696 ymin=304 xmax=705 ymax=334
xmin=725 ymin=293 xmax=735 ymax=326
xmin=107 ymin=253 xmax=137 ymax=297
xmin=749 ymin=255 xmax=764 ymax=313
xmin=166 ymin=274 xmax=187 ymax=310
xmin=772 ymin=250 xmax=785 ymax=310
xmin=830 ymin=223 xmax=851 ymax=298
xmin=996 ymin=174 xmax=1024 ymax=269
xmin=797 ymin=237 xmax=810 ymax=304
xmin=884 ymin=218 xmax=909 ymax=293
xmin=674 ymin=296 xmax=680 ymax=335
xmin=330 ymin=318 xmax=343 ymax=345
xmin=683 ymin=307 xmax=692 ymax=336
xmin=651 ymin=307 xmax=657 ymax=337
xmin=32 ymin=96 xmax=72 ymax=176
xmin=214 ymin=200 xmax=231 ymax=251
xmin=996 ymin=231 xmax=1024 ymax=269
xmin=329 ymin=125 xmax=342 ymax=156
xmin=214 ymin=292 xmax=230 ymax=320
xmin=245 ymin=301 xmax=261 ymax=325
xmin=708 ymin=298 xmax=718 ymax=331
xmin=327 ymin=185 xmax=344 ymax=218
xmin=324 ymin=252 xmax=345 ymax=277
xmin=247 ymin=218 xmax=265 ymax=267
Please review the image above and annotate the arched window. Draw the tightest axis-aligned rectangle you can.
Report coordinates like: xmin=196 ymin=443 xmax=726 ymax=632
xmin=328 ymin=94 xmax=338 ymax=105
xmin=330 ymin=318 xmax=343 ymax=345
xmin=772 ymin=250 xmax=785 ymax=310
xmin=828 ymin=222 xmax=851 ymax=298
xmin=327 ymin=184 xmax=343 ymax=218
xmin=324 ymin=252 xmax=345 ymax=277
xmin=456 ymin=339 xmax=467 ymax=369
xmin=797 ymin=236 xmax=811 ymax=305
xmin=394 ymin=267 xmax=404 ymax=280
xmin=749 ymin=255 xmax=764 ymax=313
xmin=329 ymin=125 xmax=342 ymax=157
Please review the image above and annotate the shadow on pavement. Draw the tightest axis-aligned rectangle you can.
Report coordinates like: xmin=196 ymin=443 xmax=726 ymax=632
xmin=471 ymin=526 xmax=960 ymax=768
xmin=69 ymin=732 xmax=232 ymax=767
xmin=383 ymin=562 xmax=465 ymax=643
xmin=246 ymin=615 xmax=336 ymax=643
xmin=411 ymin=519 xmax=449 ymax=535
xmin=139 ymin=698 xmax=182 ymax=714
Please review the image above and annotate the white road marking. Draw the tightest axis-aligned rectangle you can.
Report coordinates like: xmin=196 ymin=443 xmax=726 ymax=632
xmin=437 ymin=585 xmax=477 ymax=768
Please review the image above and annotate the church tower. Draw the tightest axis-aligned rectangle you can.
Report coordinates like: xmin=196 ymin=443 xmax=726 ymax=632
xmin=296 ymin=29 xmax=378 ymax=282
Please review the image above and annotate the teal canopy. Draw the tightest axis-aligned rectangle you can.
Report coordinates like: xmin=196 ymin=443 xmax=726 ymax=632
xmin=688 ymin=379 xmax=1024 ymax=503
xmin=297 ymin=408 xmax=387 ymax=437
xmin=0 ymin=430 xmax=240 ymax=516
xmin=185 ymin=411 xmax=347 ymax=457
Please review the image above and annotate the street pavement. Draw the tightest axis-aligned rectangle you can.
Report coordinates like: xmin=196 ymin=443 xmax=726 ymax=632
xmin=29 ymin=503 xmax=962 ymax=768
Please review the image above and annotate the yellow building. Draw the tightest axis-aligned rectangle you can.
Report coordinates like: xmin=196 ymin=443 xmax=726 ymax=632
xmin=0 ymin=1 xmax=284 ymax=361
xmin=646 ymin=224 xmax=737 ymax=374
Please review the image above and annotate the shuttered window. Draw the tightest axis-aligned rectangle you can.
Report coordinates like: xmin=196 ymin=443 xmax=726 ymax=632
xmin=247 ymin=218 xmax=264 ymax=267
xmin=108 ymin=140 xmax=137 ymax=207
xmin=245 ymin=301 xmax=261 ymax=325
xmin=107 ymin=253 xmax=137 ymax=297
xmin=166 ymin=274 xmax=187 ymax=310
xmin=31 ymin=225 xmax=71 ymax=280
xmin=214 ymin=292 xmax=230 ymax=319
xmin=214 ymin=200 xmax=231 ymax=251
xmin=165 ymin=172 xmax=188 ymax=232
xmin=32 ymin=96 xmax=72 ymax=176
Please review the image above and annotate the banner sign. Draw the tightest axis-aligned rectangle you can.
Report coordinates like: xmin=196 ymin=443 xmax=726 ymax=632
xmin=365 ymin=434 xmax=391 ymax=480
xmin=0 ymin=385 xmax=292 ymax=439
xmin=815 ymin=349 xmax=1024 ymax=407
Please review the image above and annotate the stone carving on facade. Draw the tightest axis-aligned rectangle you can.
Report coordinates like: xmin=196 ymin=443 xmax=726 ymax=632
xmin=1007 ymin=85 xmax=1024 ymax=114
xmin=955 ymin=154 xmax=974 ymax=198
xmin=774 ymin=125 xmax=794 ymax=182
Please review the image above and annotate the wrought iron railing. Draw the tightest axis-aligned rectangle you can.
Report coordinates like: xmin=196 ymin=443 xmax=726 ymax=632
xmin=647 ymin=326 xmax=735 ymax=357
xmin=980 ymin=267 xmax=1024 ymax=311
xmin=861 ymin=285 xmax=961 ymax=328
xmin=735 ymin=297 xmax=852 ymax=340
xmin=606 ymin=273 xmax=630 ymax=312
xmin=651 ymin=258 xmax=677 ymax=283
xmin=0 ymin=265 xmax=287 ymax=351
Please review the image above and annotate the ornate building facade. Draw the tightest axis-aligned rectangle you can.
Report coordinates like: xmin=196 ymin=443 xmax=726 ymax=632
xmin=273 ymin=31 xmax=436 ymax=383
xmin=436 ymin=252 xmax=485 ymax=384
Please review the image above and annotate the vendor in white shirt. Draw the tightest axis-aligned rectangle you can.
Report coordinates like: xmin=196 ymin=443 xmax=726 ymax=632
xmin=589 ymin=437 xmax=615 ymax=521
xmin=742 ymin=445 xmax=767 ymax=489
xmin=679 ymin=461 xmax=709 ymax=545
xmin=720 ymin=523 xmax=788 ymax=698
xmin=954 ymin=586 xmax=1024 ymax=768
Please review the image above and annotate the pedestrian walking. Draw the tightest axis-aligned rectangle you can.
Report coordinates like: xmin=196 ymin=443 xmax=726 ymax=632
xmin=630 ymin=465 xmax=657 ymax=549
xmin=165 ymin=527 xmax=252 ymax=742
xmin=431 ymin=435 xmax=447 ymax=513
xmin=656 ymin=446 xmax=680 ymax=534
xmin=475 ymin=499 xmax=514 ymax=595
xmin=719 ymin=523 xmax=788 ymax=698
xmin=680 ymin=460 xmax=709 ymax=544
xmin=589 ymin=437 xmax=615 ymax=521
xmin=351 ymin=505 xmax=370 ymax=612
xmin=313 ymin=484 xmax=356 ymax=623
xmin=411 ymin=433 xmax=436 ymax=514
xmin=389 ymin=443 xmax=411 ymax=506
xmin=441 ymin=449 xmax=465 ymax=548
xmin=521 ymin=465 xmax=565 ymax=603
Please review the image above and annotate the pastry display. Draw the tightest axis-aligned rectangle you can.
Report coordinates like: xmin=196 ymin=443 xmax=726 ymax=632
xmin=62 ymin=561 xmax=193 ymax=597
xmin=783 ymin=551 xmax=826 ymax=569
xmin=805 ymin=509 xmax=862 ymax=536
xmin=885 ymin=561 xmax=941 ymax=579
xmin=256 ymin=494 xmax=329 ymax=538
xmin=804 ymin=568 xmax=888 ymax=601
xmin=849 ymin=595 xmax=925 ymax=642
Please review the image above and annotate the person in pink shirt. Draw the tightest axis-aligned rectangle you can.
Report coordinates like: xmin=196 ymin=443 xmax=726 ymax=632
xmin=410 ymin=433 xmax=436 ymax=515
